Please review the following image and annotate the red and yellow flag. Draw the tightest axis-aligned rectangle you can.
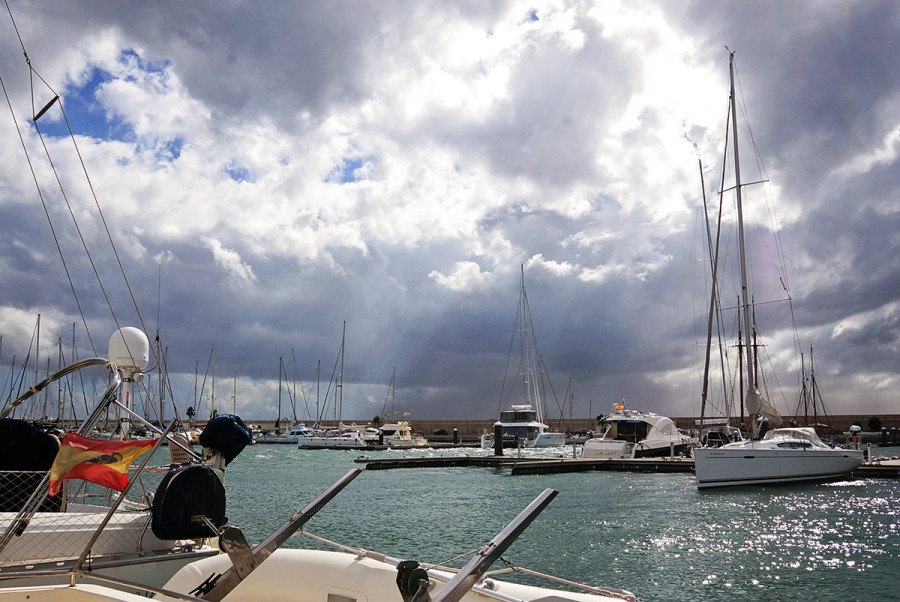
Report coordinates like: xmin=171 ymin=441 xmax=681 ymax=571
xmin=48 ymin=433 xmax=157 ymax=496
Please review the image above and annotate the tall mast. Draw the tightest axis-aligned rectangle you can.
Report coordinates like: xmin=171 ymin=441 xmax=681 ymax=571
xmin=290 ymin=349 xmax=298 ymax=423
xmin=276 ymin=357 xmax=282 ymax=432
xmin=520 ymin=264 xmax=541 ymax=419
xmin=730 ymin=51 xmax=755 ymax=393
xmin=156 ymin=331 xmax=162 ymax=425
xmin=210 ymin=344 xmax=216 ymax=419
xmin=56 ymin=336 xmax=63 ymax=421
xmin=71 ymin=323 xmax=76 ymax=422
xmin=193 ymin=361 xmax=199 ymax=418
xmin=338 ymin=321 xmax=346 ymax=422
xmin=34 ymin=313 xmax=40 ymax=395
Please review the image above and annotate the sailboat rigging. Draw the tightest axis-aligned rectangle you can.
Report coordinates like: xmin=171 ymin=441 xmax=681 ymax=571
xmin=692 ymin=50 xmax=863 ymax=488
xmin=481 ymin=265 xmax=565 ymax=449
xmin=377 ymin=367 xmax=428 ymax=447
xmin=297 ymin=322 xmax=373 ymax=449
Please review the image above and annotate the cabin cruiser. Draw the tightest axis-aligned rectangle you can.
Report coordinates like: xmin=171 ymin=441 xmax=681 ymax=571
xmin=480 ymin=404 xmax=566 ymax=449
xmin=379 ymin=417 xmax=429 ymax=447
xmin=582 ymin=408 xmax=691 ymax=459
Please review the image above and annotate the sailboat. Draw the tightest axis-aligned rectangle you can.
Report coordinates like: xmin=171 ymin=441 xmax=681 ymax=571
xmin=0 ymin=327 xmax=252 ymax=588
xmin=692 ymin=51 xmax=863 ymax=488
xmin=481 ymin=266 xmax=565 ymax=449
xmin=378 ymin=367 xmax=429 ymax=447
xmin=297 ymin=322 xmax=373 ymax=449
xmin=255 ymin=357 xmax=315 ymax=443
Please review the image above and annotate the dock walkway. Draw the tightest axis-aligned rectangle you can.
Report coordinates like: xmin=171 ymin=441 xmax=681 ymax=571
xmin=354 ymin=454 xmax=900 ymax=478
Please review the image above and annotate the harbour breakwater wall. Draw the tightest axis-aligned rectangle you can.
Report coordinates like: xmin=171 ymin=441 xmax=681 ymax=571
xmin=243 ymin=415 xmax=900 ymax=444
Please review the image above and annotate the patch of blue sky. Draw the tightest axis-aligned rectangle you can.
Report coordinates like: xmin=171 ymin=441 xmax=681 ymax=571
xmin=326 ymin=156 xmax=376 ymax=184
xmin=118 ymin=49 xmax=169 ymax=79
xmin=32 ymin=50 xmax=172 ymax=142
xmin=158 ymin=137 xmax=185 ymax=161
xmin=32 ymin=66 xmax=129 ymax=140
xmin=225 ymin=162 xmax=255 ymax=183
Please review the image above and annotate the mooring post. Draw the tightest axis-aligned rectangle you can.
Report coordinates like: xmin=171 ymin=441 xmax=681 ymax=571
xmin=493 ymin=421 xmax=503 ymax=456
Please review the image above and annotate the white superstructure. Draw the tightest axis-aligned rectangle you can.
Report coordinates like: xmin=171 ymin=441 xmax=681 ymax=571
xmin=583 ymin=408 xmax=691 ymax=459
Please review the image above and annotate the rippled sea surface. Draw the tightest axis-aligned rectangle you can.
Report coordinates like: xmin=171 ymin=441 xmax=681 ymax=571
xmin=222 ymin=445 xmax=900 ymax=601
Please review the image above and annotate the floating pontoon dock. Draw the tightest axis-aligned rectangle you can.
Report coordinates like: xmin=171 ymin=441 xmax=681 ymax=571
xmin=354 ymin=454 xmax=900 ymax=478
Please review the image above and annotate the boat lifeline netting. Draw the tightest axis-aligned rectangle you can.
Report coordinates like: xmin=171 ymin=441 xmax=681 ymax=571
xmin=0 ymin=461 xmax=200 ymax=568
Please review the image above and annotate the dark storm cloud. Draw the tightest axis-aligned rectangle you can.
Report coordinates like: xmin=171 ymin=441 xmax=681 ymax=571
xmin=1 ymin=1 xmax=898 ymax=423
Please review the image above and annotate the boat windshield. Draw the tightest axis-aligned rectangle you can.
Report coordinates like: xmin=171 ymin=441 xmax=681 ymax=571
xmin=500 ymin=409 xmax=537 ymax=421
xmin=763 ymin=427 xmax=827 ymax=447
xmin=602 ymin=420 xmax=648 ymax=444
xmin=502 ymin=426 xmax=540 ymax=441
xmin=700 ymin=426 xmax=743 ymax=447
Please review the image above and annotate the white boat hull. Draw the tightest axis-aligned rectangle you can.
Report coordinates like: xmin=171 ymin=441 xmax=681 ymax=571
xmin=583 ymin=438 xmax=691 ymax=459
xmin=0 ymin=548 xmax=634 ymax=601
xmin=693 ymin=445 xmax=864 ymax=488
xmin=532 ymin=432 xmax=566 ymax=447
xmin=156 ymin=548 xmax=631 ymax=602
xmin=383 ymin=437 xmax=429 ymax=448
xmin=0 ymin=508 xmax=217 ymax=591
xmin=297 ymin=435 xmax=368 ymax=448
xmin=479 ymin=433 xmax=566 ymax=449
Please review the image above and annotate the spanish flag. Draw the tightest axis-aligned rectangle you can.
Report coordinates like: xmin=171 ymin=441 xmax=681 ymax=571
xmin=48 ymin=434 xmax=157 ymax=496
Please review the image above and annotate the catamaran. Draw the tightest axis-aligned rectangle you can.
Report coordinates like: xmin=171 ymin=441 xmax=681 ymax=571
xmin=482 ymin=266 xmax=565 ymax=449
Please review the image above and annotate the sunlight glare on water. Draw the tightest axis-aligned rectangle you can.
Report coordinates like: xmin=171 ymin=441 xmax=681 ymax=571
xmin=223 ymin=446 xmax=900 ymax=601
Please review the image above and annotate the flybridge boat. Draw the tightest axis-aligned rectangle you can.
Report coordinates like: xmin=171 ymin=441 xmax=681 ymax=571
xmin=483 ymin=266 xmax=565 ymax=450
xmin=582 ymin=407 xmax=692 ymax=459
xmin=692 ymin=52 xmax=863 ymax=488
xmin=0 ymin=328 xmax=253 ymax=590
xmin=481 ymin=404 xmax=566 ymax=449
xmin=0 ymin=468 xmax=638 ymax=601
xmin=378 ymin=370 xmax=429 ymax=448
xmin=380 ymin=419 xmax=429 ymax=447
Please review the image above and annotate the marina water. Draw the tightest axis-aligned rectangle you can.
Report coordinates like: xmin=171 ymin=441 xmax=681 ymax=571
xmin=223 ymin=445 xmax=900 ymax=601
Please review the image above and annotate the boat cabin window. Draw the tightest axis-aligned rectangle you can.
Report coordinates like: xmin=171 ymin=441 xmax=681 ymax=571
xmin=775 ymin=441 xmax=812 ymax=449
xmin=502 ymin=426 xmax=539 ymax=441
xmin=608 ymin=421 xmax=649 ymax=444
xmin=700 ymin=427 xmax=742 ymax=447
xmin=499 ymin=410 xmax=537 ymax=421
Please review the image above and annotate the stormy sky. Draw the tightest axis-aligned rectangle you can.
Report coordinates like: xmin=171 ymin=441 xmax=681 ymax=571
xmin=0 ymin=1 xmax=897 ymax=425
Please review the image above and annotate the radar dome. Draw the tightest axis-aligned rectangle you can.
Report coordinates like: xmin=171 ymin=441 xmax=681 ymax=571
xmin=108 ymin=327 xmax=150 ymax=371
